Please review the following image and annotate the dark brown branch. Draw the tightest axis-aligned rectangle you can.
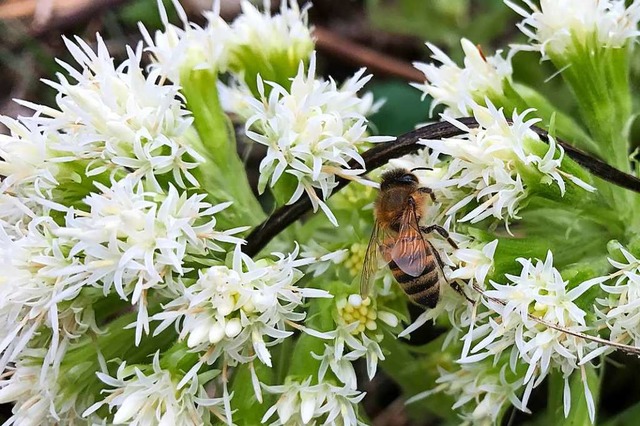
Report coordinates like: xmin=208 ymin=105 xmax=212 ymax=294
xmin=243 ymin=117 xmax=640 ymax=257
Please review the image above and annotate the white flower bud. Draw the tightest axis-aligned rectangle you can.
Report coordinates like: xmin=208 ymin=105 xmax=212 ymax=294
xmin=347 ymin=294 xmax=362 ymax=307
xmin=378 ymin=311 xmax=398 ymax=328
xmin=208 ymin=322 xmax=226 ymax=344
xmin=187 ymin=321 xmax=210 ymax=348
xmin=113 ymin=392 xmax=147 ymax=424
xmin=225 ymin=318 xmax=242 ymax=338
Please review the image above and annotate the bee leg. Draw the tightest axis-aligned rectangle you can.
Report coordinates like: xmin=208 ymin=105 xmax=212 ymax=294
xmin=420 ymin=225 xmax=459 ymax=250
xmin=430 ymin=246 xmax=473 ymax=304
xmin=451 ymin=280 xmax=474 ymax=304
xmin=417 ymin=186 xmax=437 ymax=202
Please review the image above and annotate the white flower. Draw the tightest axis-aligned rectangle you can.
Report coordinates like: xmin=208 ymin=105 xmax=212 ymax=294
xmin=0 ymin=219 xmax=98 ymax=372
xmin=449 ymin=239 xmax=499 ymax=287
xmin=140 ymin=0 xmax=313 ymax=84
xmin=407 ymin=363 xmax=526 ymax=425
xmin=56 ymin=178 xmax=245 ymax=344
xmin=598 ymin=245 xmax=640 ymax=346
xmin=27 ymin=34 xmax=202 ymax=192
xmin=299 ymin=243 xmax=348 ymax=277
xmin=0 ymin=354 xmax=56 ymax=426
xmin=153 ymin=244 xmax=331 ymax=376
xmin=218 ymin=78 xmax=256 ymax=119
xmin=307 ymin=294 xmax=398 ymax=387
xmin=139 ymin=0 xmax=232 ymax=82
xmin=0 ymin=351 xmax=85 ymax=425
xmin=417 ymin=102 xmax=594 ymax=226
xmin=229 ymin=0 xmax=313 ymax=68
xmin=463 ymin=251 xmax=607 ymax=421
xmin=412 ymin=38 xmax=513 ymax=116
xmin=262 ymin=378 xmax=366 ymax=426
xmin=506 ymin=0 xmax=640 ymax=58
xmin=0 ymin=116 xmax=65 ymax=227
xmin=83 ymin=353 xmax=222 ymax=426
xmin=244 ymin=53 xmax=392 ymax=226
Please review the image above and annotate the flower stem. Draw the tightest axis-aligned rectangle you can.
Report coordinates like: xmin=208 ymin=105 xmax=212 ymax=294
xmin=181 ymin=68 xmax=265 ymax=228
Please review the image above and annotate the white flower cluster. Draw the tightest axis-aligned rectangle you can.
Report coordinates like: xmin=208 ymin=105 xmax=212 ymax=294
xmin=43 ymin=35 xmax=199 ymax=190
xmin=0 ymin=8 xmax=267 ymax=423
xmin=0 ymin=116 xmax=63 ymax=228
xmin=0 ymin=351 xmax=66 ymax=426
xmin=412 ymin=102 xmax=593 ymax=227
xmin=245 ymin=54 xmax=391 ymax=226
xmin=84 ymin=353 xmax=222 ymax=425
xmin=0 ymin=218 xmax=95 ymax=373
xmin=153 ymin=245 xmax=331 ymax=383
xmin=462 ymin=252 xmax=606 ymax=421
xmin=0 ymin=34 xmax=203 ymax=232
xmin=507 ymin=0 xmax=640 ymax=58
xmin=231 ymin=0 xmax=313 ymax=66
xmin=140 ymin=0 xmax=313 ymax=82
xmin=412 ymin=38 xmax=513 ymax=117
xmin=140 ymin=0 xmax=232 ymax=81
xmin=0 ymin=177 xmax=241 ymax=374
xmin=408 ymin=363 xmax=527 ymax=425
xmin=399 ymin=245 xmax=614 ymax=422
xmin=598 ymin=245 xmax=640 ymax=346
xmin=61 ymin=178 xmax=244 ymax=342
xmin=262 ymin=378 xmax=366 ymax=426
xmin=257 ymin=292 xmax=398 ymax=425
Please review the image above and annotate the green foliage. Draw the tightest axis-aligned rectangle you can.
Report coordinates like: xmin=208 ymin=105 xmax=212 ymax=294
xmin=369 ymin=80 xmax=429 ymax=135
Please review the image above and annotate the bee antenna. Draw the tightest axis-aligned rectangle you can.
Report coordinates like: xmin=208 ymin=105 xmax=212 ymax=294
xmin=410 ymin=167 xmax=433 ymax=172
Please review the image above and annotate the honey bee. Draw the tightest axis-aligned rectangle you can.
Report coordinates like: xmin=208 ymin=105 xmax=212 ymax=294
xmin=361 ymin=168 xmax=468 ymax=308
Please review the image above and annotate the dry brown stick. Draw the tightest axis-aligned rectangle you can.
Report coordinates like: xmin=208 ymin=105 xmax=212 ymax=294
xmin=33 ymin=0 xmax=55 ymax=28
xmin=0 ymin=0 xmax=92 ymax=22
xmin=0 ymin=0 xmax=38 ymax=19
xmin=313 ymin=25 xmax=424 ymax=83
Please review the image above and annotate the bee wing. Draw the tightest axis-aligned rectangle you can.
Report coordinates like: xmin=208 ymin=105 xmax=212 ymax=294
xmin=360 ymin=220 xmax=384 ymax=298
xmin=390 ymin=201 xmax=429 ymax=277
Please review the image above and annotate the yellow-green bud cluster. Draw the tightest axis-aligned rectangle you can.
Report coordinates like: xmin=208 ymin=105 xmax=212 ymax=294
xmin=336 ymin=294 xmax=378 ymax=334
xmin=344 ymin=243 xmax=367 ymax=278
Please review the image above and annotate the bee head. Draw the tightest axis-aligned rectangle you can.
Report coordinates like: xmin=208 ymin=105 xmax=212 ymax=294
xmin=380 ymin=168 xmax=419 ymax=190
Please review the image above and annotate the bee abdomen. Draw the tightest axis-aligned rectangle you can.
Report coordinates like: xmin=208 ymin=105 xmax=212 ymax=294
xmin=389 ymin=259 xmax=441 ymax=308
xmin=389 ymin=258 xmax=437 ymax=283
xmin=412 ymin=284 xmax=440 ymax=308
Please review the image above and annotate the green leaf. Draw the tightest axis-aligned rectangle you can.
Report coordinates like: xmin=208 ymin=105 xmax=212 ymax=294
xmin=367 ymin=0 xmax=469 ymax=46
xmin=554 ymin=41 xmax=631 ymax=172
xmin=180 ymin=69 xmax=265 ymax=229
xmin=548 ymin=365 xmax=601 ymax=425
xmin=602 ymin=402 xmax=640 ymax=426
xmin=368 ymin=80 xmax=429 ymax=135
xmin=504 ymin=82 xmax=599 ymax=156
xmin=119 ymin=0 xmax=176 ymax=29
xmin=230 ymin=362 xmax=274 ymax=424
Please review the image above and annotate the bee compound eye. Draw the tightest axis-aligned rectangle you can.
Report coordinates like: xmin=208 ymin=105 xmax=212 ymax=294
xmin=400 ymin=174 xmax=417 ymax=183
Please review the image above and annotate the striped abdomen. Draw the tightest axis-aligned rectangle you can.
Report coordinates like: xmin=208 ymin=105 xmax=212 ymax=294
xmin=389 ymin=253 xmax=442 ymax=308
